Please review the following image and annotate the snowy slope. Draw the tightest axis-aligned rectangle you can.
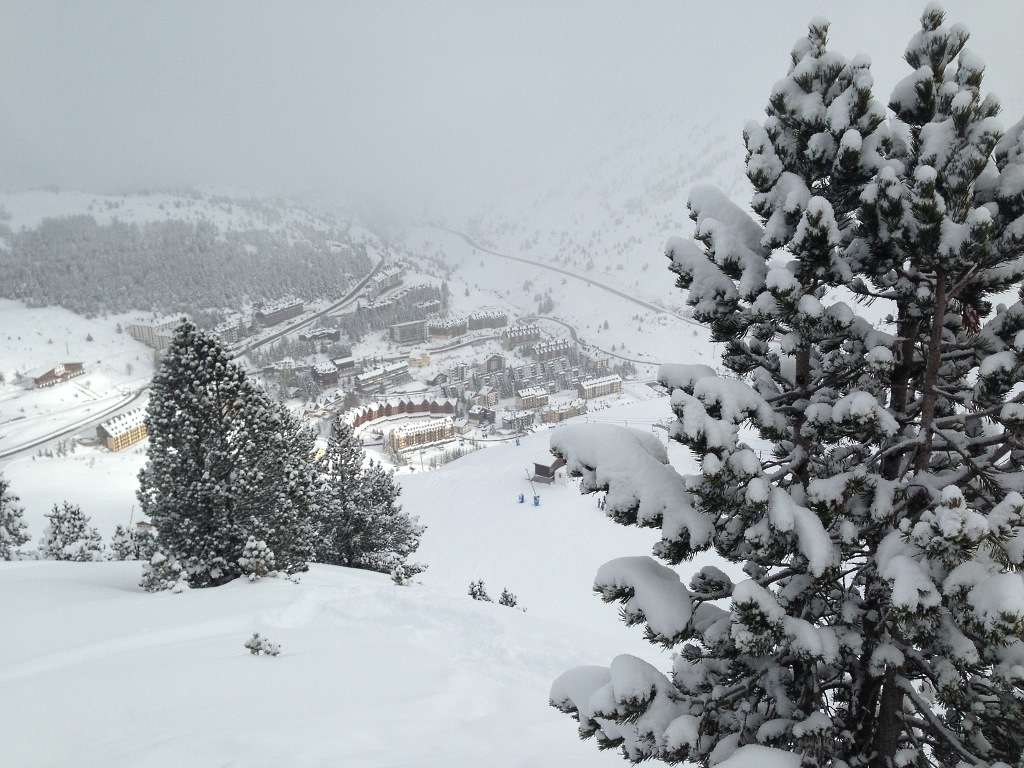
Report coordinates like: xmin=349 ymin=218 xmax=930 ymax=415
xmin=0 ymin=396 xmax=714 ymax=767
xmin=0 ymin=187 xmax=345 ymax=236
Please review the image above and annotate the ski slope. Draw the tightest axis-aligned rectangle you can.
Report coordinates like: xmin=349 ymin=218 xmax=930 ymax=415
xmin=0 ymin=396 xmax=726 ymax=768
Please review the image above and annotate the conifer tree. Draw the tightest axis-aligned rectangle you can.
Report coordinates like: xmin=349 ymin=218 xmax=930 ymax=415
xmin=138 ymin=320 xmax=316 ymax=589
xmin=313 ymin=416 xmax=425 ymax=576
xmin=39 ymin=502 xmax=104 ymax=562
xmin=550 ymin=8 xmax=1024 ymax=767
xmin=0 ymin=473 xmax=30 ymax=560
xmin=313 ymin=416 xmax=365 ymax=565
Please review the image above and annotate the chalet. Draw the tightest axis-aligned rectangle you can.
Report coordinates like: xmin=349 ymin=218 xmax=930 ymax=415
xmin=429 ymin=372 xmax=450 ymax=387
xmin=578 ymin=374 xmax=623 ymax=399
xmin=96 ymin=407 xmax=147 ymax=451
xmin=33 ymin=362 xmax=85 ymax=389
xmin=532 ymin=457 xmax=567 ymax=485
xmin=453 ymin=418 xmax=473 ymax=435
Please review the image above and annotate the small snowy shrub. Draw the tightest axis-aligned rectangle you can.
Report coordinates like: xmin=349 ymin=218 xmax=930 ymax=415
xmin=498 ymin=589 xmax=519 ymax=608
xmin=238 ymin=537 xmax=276 ymax=580
xmin=468 ymin=580 xmax=491 ymax=602
xmin=245 ymin=632 xmax=280 ymax=656
xmin=108 ymin=525 xmax=135 ymax=561
xmin=391 ymin=563 xmax=409 ymax=586
xmin=39 ymin=502 xmax=104 ymax=561
xmin=0 ymin=473 xmax=30 ymax=560
xmin=110 ymin=525 xmax=158 ymax=562
xmin=140 ymin=551 xmax=189 ymax=593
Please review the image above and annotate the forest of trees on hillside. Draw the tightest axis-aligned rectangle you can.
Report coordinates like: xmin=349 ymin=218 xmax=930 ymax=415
xmin=0 ymin=215 xmax=372 ymax=316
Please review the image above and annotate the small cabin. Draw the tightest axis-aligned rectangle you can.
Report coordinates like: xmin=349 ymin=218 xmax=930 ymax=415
xmin=532 ymin=457 xmax=567 ymax=485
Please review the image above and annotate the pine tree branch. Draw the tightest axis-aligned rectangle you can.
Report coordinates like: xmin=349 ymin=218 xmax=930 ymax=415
xmin=896 ymin=676 xmax=979 ymax=764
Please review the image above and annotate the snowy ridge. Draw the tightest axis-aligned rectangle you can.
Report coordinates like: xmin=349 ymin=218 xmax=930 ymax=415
xmin=0 ymin=187 xmax=345 ymax=235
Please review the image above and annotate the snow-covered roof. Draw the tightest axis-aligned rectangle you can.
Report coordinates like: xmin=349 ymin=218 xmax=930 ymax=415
xmin=99 ymin=407 xmax=146 ymax=438
xmin=580 ymin=374 xmax=622 ymax=388
xmin=518 ymin=386 xmax=547 ymax=398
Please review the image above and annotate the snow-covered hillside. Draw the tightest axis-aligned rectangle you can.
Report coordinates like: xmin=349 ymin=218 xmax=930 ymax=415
xmin=0 ymin=187 xmax=345 ymax=235
xmin=0 ymin=397 xmax=720 ymax=768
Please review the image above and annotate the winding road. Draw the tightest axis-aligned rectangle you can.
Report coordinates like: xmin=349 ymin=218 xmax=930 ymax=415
xmin=439 ymin=229 xmax=700 ymax=326
xmin=0 ymin=259 xmax=389 ymax=462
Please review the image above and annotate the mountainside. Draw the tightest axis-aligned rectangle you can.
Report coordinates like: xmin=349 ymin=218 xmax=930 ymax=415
xmin=0 ymin=189 xmax=371 ymax=316
xmin=0 ymin=397 xmax=729 ymax=768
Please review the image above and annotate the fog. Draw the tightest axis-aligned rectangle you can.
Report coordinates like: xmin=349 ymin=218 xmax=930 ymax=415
xmin=3 ymin=1 xmax=1022 ymax=218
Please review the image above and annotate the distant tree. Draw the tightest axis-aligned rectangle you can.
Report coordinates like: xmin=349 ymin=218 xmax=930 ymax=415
xmin=498 ymin=588 xmax=519 ymax=608
xmin=313 ymin=416 xmax=426 ymax=576
xmin=39 ymin=502 xmax=104 ymax=561
xmin=0 ymin=473 xmax=30 ymax=560
xmin=468 ymin=580 xmax=491 ymax=602
xmin=138 ymin=321 xmax=317 ymax=589
xmin=108 ymin=524 xmax=158 ymax=561
xmin=108 ymin=524 xmax=136 ymax=561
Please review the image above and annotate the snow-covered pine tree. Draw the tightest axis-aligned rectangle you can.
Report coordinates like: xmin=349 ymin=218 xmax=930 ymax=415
xmin=0 ymin=472 xmax=30 ymax=560
xmin=312 ymin=415 xmax=365 ymax=565
xmin=549 ymin=7 xmax=1024 ymax=767
xmin=355 ymin=459 xmax=425 ymax=577
xmin=108 ymin=523 xmax=158 ymax=561
xmin=138 ymin=320 xmax=315 ymax=589
xmin=313 ymin=416 xmax=425 ymax=576
xmin=108 ymin=524 xmax=136 ymax=561
xmin=39 ymin=502 xmax=104 ymax=561
xmin=468 ymin=580 xmax=491 ymax=602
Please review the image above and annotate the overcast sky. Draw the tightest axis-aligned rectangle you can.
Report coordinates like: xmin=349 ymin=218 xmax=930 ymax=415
xmin=3 ymin=1 xmax=1022 ymax=216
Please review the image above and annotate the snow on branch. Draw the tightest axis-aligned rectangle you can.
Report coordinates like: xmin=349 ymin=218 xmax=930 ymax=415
xmin=550 ymin=424 xmax=714 ymax=554
xmin=595 ymin=556 xmax=694 ymax=647
xmin=660 ymin=364 xmax=788 ymax=445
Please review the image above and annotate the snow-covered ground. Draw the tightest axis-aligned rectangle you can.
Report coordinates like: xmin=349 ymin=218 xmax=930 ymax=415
xmin=0 ymin=187 xmax=344 ymax=235
xmin=0 ymin=300 xmax=156 ymax=457
xmin=1 ymin=397 xmax=718 ymax=768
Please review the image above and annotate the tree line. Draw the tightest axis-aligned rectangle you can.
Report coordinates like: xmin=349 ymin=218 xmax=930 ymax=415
xmin=0 ymin=215 xmax=371 ymax=316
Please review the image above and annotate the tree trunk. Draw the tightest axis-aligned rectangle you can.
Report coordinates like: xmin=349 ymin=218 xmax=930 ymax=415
xmin=872 ymin=669 xmax=902 ymax=767
xmin=883 ymin=300 xmax=918 ymax=482
xmin=916 ymin=270 xmax=948 ymax=473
